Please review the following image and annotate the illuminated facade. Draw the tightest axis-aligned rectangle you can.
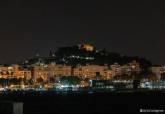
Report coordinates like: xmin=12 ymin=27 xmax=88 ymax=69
xmin=73 ymin=64 xmax=115 ymax=80
xmin=110 ymin=61 xmax=140 ymax=76
xmin=110 ymin=63 xmax=122 ymax=76
xmin=0 ymin=60 xmax=141 ymax=82
xmin=120 ymin=61 xmax=141 ymax=75
xmin=32 ymin=64 xmax=115 ymax=81
xmin=32 ymin=63 xmax=72 ymax=81
xmin=128 ymin=60 xmax=141 ymax=73
xmin=151 ymin=66 xmax=165 ymax=79
xmin=0 ymin=65 xmax=31 ymax=79
xmin=78 ymin=44 xmax=94 ymax=52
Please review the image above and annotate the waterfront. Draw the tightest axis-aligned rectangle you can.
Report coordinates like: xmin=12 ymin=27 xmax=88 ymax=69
xmin=0 ymin=90 xmax=165 ymax=114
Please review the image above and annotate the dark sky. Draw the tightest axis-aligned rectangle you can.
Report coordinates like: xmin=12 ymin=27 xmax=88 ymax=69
xmin=0 ymin=0 xmax=163 ymax=65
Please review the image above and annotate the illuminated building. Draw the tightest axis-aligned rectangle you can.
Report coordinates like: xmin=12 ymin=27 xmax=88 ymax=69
xmin=0 ymin=61 xmax=141 ymax=82
xmin=32 ymin=63 xmax=72 ymax=82
xmin=78 ymin=44 xmax=94 ymax=52
xmin=0 ymin=61 xmax=141 ymax=83
xmin=32 ymin=63 xmax=116 ymax=81
xmin=0 ymin=64 xmax=31 ymax=79
xmin=32 ymin=62 xmax=141 ymax=82
xmin=110 ymin=61 xmax=140 ymax=76
xmin=129 ymin=60 xmax=141 ymax=73
xmin=110 ymin=63 xmax=122 ymax=76
xmin=151 ymin=66 xmax=165 ymax=79
xmin=73 ymin=64 xmax=115 ymax=80
xmin=120 ymin=61 xmax=141 ymax=75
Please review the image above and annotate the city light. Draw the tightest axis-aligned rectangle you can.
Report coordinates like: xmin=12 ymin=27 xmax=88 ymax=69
xmin=0 ymin=44 xmax=164 ymax=92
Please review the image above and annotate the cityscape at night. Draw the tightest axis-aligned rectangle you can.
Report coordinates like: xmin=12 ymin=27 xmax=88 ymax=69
xmin=0 ymin=0 xmax=164 ymax=114
xmin=0 ymin=44 xmax=165 ymax=114
xmin=0 ymin=43 xmax=164 ymax=92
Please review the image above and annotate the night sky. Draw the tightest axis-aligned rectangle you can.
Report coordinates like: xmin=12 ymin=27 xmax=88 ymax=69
xmin=0 ymin=1 xmax=163 ymax=65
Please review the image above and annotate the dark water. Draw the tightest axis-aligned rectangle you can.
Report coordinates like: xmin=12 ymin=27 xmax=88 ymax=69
xmin=0 ymin=91 xmax=165 ymax=114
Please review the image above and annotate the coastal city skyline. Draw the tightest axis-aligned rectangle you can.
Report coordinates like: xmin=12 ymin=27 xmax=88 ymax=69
xmin=0 ymin=43 xmax=164 ymax=90
xmin=0 ymin=1 xmax=164 ymax=113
